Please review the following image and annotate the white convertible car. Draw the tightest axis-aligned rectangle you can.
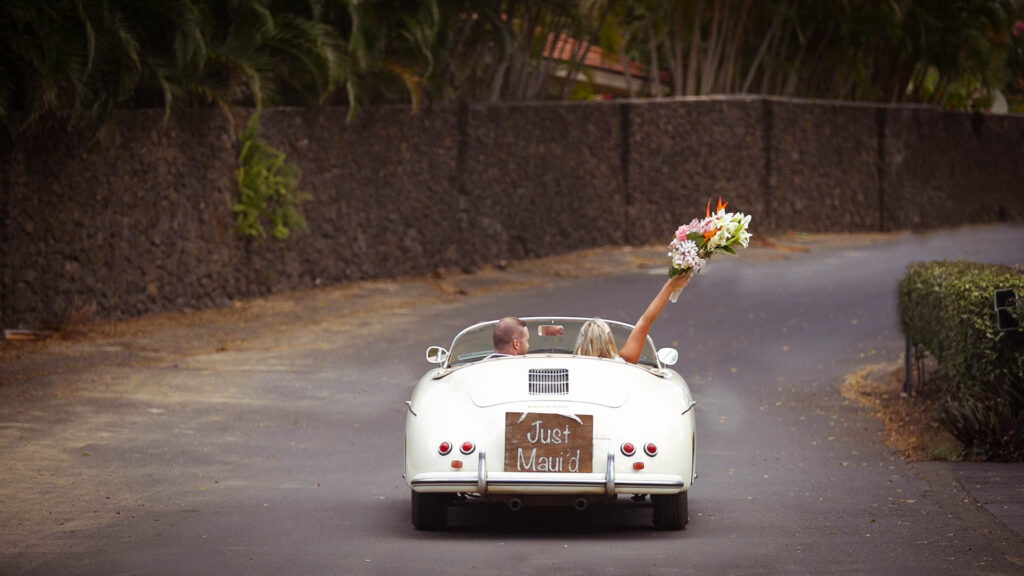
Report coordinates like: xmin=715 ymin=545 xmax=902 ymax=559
xmin=404 ymin=317 xmax=697 ymax=531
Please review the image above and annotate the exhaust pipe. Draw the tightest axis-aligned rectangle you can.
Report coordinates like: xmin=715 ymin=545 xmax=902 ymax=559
xmin=508 ymin=498 xmax=523 ymax=512
xmin=574 ymin=498 xmax=588 ymax=511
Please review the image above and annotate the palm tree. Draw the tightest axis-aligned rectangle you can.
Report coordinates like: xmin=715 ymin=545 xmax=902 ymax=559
xmin=0 ymin=0 xmax=350 ymax=133
xmin=0 ymin=0 xmax=208 ymax=134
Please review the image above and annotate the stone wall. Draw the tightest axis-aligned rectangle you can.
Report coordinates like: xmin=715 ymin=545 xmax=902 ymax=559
xmin=260 ymin=106 xmax=462 ymax=282
xmin=770 ymin=100 xmax=882 ymax=232
xmin=883 ymin=107 xmax=1024 ymax=230
xmin=462 ymin=102 xmax=627 ymax=264
xmin=626 ymin=97 xmax=765 ymax=244
xmin=2 ymin=98 xmax=1022 ymax=328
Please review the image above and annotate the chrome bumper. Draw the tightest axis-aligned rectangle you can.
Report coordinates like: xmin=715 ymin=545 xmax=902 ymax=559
xmin=410 ymin=452 xmax=686 ymax=495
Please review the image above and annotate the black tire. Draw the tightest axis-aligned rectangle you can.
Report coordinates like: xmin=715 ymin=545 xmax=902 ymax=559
xmin=651 ymin=491 xmax=688 ymax=531
xmin=411 ymin=491 xmax=450 ymax=531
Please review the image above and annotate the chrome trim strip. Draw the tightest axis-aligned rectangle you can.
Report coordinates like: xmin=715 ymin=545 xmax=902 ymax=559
xmin=409 ymin=478 xmax=685 ymax=491
xmin=605 ymin=452 xmax=615 ymax=496
xmin=405 ymin=400 xmax=417 ymax=416
xmin=411 ymin=479 xmax=477 ymax=488
xmin=616 ymin=480 xmax=686 ymax=490
xmin=477 ymin=451 xmax=487 ymax=496
xmin=681 ymin=400 xmax=697 ymax=416
xmin=410 ymin=466 xmax=686 ymax=494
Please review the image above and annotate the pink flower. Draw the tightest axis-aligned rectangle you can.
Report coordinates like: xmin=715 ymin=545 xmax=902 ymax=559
xmin=675 ymin=218 xmax=704 ymax=241
xmin=701 ymin=217 xmax=718 ymax=235
xmin=1015 ymin=20 xmax=1024 ymax=37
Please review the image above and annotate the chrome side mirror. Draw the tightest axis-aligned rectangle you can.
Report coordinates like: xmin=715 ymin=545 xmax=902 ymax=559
xmin=425 ymin=345 xmax=449 ymax=364
xmin=657 ymin=347 xmax=678 ymax=366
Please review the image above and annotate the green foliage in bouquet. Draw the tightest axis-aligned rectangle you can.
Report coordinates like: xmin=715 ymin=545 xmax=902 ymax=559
xmin=898 ymin=261 xmax=1024 ymax=461
xmin=234 ymin=116 xmax=308 ymax=241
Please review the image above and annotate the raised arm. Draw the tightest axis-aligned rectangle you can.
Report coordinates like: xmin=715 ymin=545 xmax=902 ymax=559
xmin=618 ymin=273 xmax=691 ymax=364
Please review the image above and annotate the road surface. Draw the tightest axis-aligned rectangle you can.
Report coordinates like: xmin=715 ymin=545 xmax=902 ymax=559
xmin=1 ymin=225 xmax=1023 ymax=575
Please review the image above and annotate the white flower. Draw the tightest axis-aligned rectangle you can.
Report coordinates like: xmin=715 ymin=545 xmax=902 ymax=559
xmin=738 ymin=229 xmax=752 ymax=248
xmin=669 ymin=238 xmax=706 ymax=273
xmin=734 ymin=213 xmax=752 ymax=247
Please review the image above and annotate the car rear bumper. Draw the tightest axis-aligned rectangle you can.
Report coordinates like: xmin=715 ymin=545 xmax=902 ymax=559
xmin=409 ymin=452 xmax=686 ymax=495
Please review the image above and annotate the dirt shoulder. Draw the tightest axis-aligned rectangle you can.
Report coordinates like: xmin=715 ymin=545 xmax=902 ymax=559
xmin=841 ymin=361 xmax=963 ymax=461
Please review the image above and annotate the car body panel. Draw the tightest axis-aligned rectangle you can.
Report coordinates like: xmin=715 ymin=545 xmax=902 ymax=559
xmin=405 ymin=318 xmax=697 ymax=502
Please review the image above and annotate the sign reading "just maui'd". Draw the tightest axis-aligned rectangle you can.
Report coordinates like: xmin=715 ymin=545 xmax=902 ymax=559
xmin=504 ymin=413 xmax=593 ymax=473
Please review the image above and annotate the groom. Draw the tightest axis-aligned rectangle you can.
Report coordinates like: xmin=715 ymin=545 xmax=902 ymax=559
xmin=492 ymin=317 xmax=529 ymax=356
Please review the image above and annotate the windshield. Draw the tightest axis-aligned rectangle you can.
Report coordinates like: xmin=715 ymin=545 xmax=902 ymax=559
xmin=447 ymin=317 xmax=660 ymax=368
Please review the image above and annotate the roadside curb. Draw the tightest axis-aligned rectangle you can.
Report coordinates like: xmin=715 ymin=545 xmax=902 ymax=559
xmin=954 ymin=463 xmax=1024 ymax=541
xmin=912 ymin=461 xmax=1024 ymax=565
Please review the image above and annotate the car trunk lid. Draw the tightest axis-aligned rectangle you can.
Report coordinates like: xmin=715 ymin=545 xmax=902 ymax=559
xmin=463 ymin=356 xmax=635 ymax=408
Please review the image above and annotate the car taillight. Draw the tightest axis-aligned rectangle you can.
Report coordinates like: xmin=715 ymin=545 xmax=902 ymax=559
xmin=644 ymin=442 xmax=658 ymax=457
xmin=460 ymin=441 xmax=475 ymax=455
xmin=621 ymin=442 xmax=636 ymax=457
xmin=438 ymin=441 xmax=452 ymax=455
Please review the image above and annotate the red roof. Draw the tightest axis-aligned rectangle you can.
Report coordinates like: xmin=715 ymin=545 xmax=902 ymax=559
xmin=543 ymin=33 xmax=656 ymax=79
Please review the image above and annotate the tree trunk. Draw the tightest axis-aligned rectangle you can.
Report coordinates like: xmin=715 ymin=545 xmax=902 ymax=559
xmin=618 ymin=29 xmax=637 ymax=98
xmin=530 ymin=14 xmax=568 ymax=99
xmin=661 ymin=3 xmax=685 ymax=96
xmin=508 ymin=5 xmax=539 ymax=100
xmin=783 ymin=23 xmax=811 ymax=96
xmin=803 ymin=19 xmax=835 ymax=98
xmin=700 ymin=0 xmax=723 ymax=94
xmin=434 ymin=14 xmax=476 ymax=100
xmin=685 ymin=0 xmax=704 ymax=95
xmin=489 ymin=54 xmax=511 ymax=102
xmin=770 ymin=16 xmax=793 ymax=95
xmin=720 ymin=0 xmax=751 ymax=93
xmin=647 ymin=16 xmax=663 ymax=97
xmin=559 ymin=1 xmax=610 ymax=100
xmin=742 ymin=2 xmax=786 ymax=94
xmin=710 ymin=0 xmax=734 ymax=93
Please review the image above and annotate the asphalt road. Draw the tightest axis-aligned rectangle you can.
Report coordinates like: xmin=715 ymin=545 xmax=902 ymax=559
xmin=1 ymin=225 xmax=1023 ymax=575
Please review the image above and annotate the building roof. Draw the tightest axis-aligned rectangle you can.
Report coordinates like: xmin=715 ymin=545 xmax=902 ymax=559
xmin=543 ymin=33 xmax=655 ymax=79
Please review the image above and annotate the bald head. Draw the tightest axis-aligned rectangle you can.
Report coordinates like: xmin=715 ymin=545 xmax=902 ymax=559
xmin=493 ymin=317 xmax=529 ymax=355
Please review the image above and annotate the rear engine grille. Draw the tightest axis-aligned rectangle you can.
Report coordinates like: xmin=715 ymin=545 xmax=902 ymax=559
xmin=528 ymin=368 xmax=569 ymax=395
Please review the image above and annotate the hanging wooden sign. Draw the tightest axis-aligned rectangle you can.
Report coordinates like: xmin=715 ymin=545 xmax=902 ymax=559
xmin=503 ymin=412 xmax=593 ymax=473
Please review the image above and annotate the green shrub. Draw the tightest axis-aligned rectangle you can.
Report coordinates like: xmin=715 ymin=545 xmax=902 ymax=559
xmin=234 ymin=115 xmax=308 ymax=240
xmin=898 ymin=261 xmax=1024 ymax=461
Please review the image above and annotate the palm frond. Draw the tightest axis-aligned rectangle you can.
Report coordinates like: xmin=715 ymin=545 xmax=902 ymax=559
xmin=266 ymin=14 xmax=347 ymax=102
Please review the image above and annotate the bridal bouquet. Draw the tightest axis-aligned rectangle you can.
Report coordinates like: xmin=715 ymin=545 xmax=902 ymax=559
xmin=668 ymin=197 xmax=753 ymax=301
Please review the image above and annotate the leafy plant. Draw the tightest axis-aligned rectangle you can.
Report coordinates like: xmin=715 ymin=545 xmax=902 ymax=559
xmin=1013 ymin=292 xmax=1024 ymax=325
xmin=898 ymin=260 xmax=1024 ymax=461
xmin=941 ymin=376 xmax=1024 ymax=461
xmin=233 ymin=115 xmax=307 ymax=241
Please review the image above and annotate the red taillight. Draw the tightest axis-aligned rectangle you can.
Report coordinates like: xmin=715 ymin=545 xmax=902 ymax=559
xmin=438 ymin=441 xmax=452 ymax=455
xmin=460 ymin=441 xmax=475 ymax=455
xmin=621 ymin=442 xmax=636 ymax=457
xmin=644 ymin=443 xmax=658 ymax=457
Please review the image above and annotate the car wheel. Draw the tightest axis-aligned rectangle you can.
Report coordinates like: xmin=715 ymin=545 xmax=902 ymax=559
xmin=651 ymin=491 xmax=688 ymax=531
xmin=411 ymin=491 xmax=450 ymax=530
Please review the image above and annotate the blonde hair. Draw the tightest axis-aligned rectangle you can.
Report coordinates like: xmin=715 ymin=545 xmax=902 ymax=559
xmin=574 ymin=318 xmax=619 ymax=359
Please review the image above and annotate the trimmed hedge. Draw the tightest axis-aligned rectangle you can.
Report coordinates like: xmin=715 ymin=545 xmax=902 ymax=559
xmin=898 ymin=261 xmax=1024 ymax=461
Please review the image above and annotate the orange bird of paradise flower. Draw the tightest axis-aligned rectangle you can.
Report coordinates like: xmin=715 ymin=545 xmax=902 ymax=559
xmin=703 ymin=197 xmax=729 ymax=240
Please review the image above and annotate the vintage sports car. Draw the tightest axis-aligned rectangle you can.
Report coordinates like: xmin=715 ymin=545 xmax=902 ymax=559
xmin=404 ymin=317 xmax=697 ymax=530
